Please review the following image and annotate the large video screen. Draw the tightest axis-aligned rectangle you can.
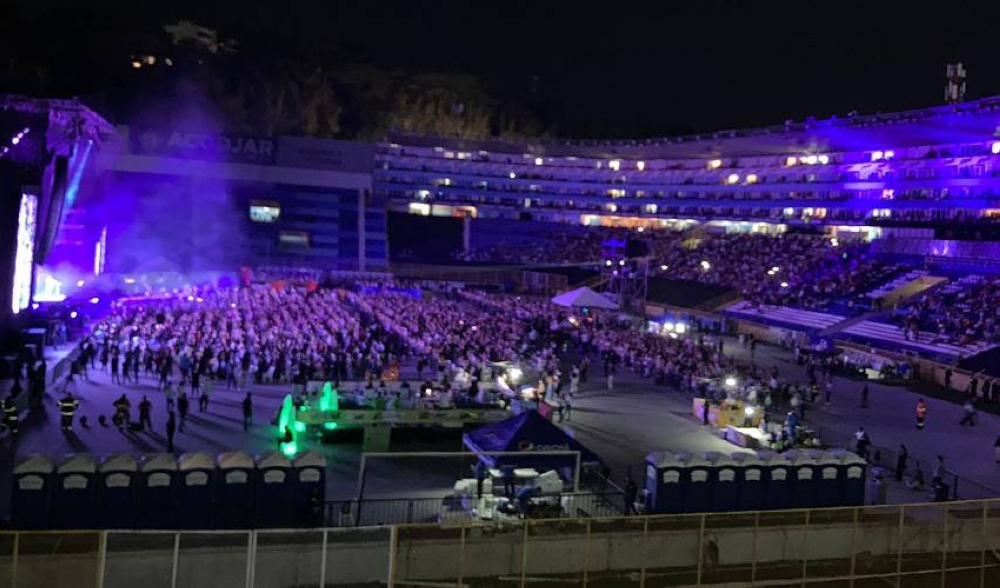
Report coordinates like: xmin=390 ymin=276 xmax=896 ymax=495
xmin=12 ymin=193 xmax=38 ymax=313
xmin=250 ymin=200 xmax=281 ymax=223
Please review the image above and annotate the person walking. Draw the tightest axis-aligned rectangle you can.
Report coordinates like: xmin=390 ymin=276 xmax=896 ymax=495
xmin=138 ymin=395 xmax=152 ymax=431
xmin=166 ymin=411 xmax=176 ymax=452
xmin=474 ymin=461 xmax=488 ymax=498
xmin=242 ymin=392 xmax=253 ymax=431
xmin=959 ymin=399 xmax=977 ymax=427
xmin=113 ymin=394 xmax=131 ymax=430
xmin=502 ymin=465 xmax=516 ymax=498
xmin=563 ymin=391 xmax=573 ymax=421
xmin=606 ymin=372 xmax=614 ymax=392
xmin=165 ymin=380 xmax=176 ymax=412
xmin=915 ymin=398 xmax=928 ymax=430
xmin=177 ymin=392 xmax=189 ymax=432
xmin=932 ymin=455 xmax=946 ymax=485
xmin=200 ymin=376 xmax=212 ymax=412
xmin=895 ymin=445 xmax=908 ymax=481
xmin=825 ymin=378 xmax=833 ymax=405
xmin=860 ymin=384 xmax=869 ymax=408
xmin=853 ymin=426 xmax=871 ymax=460
xmin=111 ymin=352 xmax=121 ymax=384
xmin=58 ymin=391 xmax=79 ymax=431
xmin=624 ymin=475 xmax=639 ymax=516
xmin=2 ymin=395 xmax=19 ymax=436
xmin=994 ymin=435 xmax=1000 ymax=465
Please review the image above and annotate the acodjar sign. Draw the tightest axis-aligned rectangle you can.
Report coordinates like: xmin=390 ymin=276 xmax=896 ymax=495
xmin=133 ymin=129 xmax=277 ymax=165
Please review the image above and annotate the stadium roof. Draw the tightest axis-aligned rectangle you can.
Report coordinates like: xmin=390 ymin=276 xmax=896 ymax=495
xmin=388 ymin=95 xmax=1000 ymax=160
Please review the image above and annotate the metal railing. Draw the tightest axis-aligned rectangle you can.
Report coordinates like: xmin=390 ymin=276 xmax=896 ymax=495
xmin=5 ymin=497 xmax=1000 ymax=587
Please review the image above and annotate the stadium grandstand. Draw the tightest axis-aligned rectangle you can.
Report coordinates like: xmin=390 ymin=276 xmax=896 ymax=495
xmin=5 ymin=93 xmax=1000 ymax=588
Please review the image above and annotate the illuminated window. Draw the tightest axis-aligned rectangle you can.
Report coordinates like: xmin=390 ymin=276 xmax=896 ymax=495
xmin=534 ymin=157 xmax=544 ymax=166
xmin=726 ymin=173 xmax=740 ymax=184
xmin=708 ymin=159 xmax=722 ymax=169
xmin=785 ymin=156 xmax=797 ymax=166
xmin=279 ymin=231 xmax=310 ymax=249
xmin=637 ymin=161 xmax=645 ymax=171
xmin=408 ymin=202 xmax=431 ymax=216
xmin=745 ymin=174 xmax=758 ymax=184
xmin=609 ymin=160 xmax=621 ymax=171
xmin=818 ymin=154 xmax=830 ymax=164
xmin=249 ymin=200 xmax=281 ymax=223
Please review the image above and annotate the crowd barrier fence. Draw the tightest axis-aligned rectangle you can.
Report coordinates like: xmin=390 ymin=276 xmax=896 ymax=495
xmin=4 ymin=498 xmax=1000 ymax=587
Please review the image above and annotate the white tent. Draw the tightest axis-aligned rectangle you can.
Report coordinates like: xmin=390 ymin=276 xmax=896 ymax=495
xmin=551 ymin=286 xmax=618 ymax=310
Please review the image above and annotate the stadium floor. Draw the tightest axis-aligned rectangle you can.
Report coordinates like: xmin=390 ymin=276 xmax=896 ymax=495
xmin=2 ymin=335 xmax=999 ymax=517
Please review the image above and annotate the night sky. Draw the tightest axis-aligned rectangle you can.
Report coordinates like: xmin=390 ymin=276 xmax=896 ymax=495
xmin=5 ymin=0 xmax=1000 ymax=138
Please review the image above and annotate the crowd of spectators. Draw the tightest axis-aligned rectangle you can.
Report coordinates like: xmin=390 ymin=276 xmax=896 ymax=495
xmin=653 ymin=234 xmax=903 ymax=308
xmin=89 ymin=287 xmax=405 ymax=391
xmin=894 ymin=275 xmax=1000 ymax=346
xmin=456 ymin=227 xmax=907 ymax=309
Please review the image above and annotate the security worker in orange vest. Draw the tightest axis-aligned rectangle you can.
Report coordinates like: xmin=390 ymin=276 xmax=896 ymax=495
xmin=916 ymin=398 xmax=928 ymax=430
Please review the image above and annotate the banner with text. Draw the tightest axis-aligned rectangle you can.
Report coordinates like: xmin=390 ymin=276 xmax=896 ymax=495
xmin=131 ymin=129 xmax=278 ymax=165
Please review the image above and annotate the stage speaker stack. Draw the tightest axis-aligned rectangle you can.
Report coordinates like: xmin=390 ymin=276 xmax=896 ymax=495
xmin=35 ymin=155 xmax=68 ymax=266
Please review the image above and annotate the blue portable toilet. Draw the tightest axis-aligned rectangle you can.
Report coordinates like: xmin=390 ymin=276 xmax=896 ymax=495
xmin=842 ymin=453 xmax=867 ymax=506
xmin=732 ymin=452 xmax=765 ymax=511
xmin=682 ymin=453 xmax=713 ymax=513
xmin=644 ymin=452 xmax=684 ymax=514
xmin=293 ymin=451 xmax=327 ymax=526
xmin=12 ymin=455 xmax=55 ymax=529
xmin=217 ymin=451 xmax=255 ymax=528
xmin=758 ymin=451 xmax=792 ymax=510
xmin=54 ymin=454 xmax=98 ymax=529
xmin=178 ymin=452 xmax=216 ymax=528
xmin=256 ymin=451 xmax=293 ymax=528
xmin=786 ymin=450 xmax=818 ymax=509
xmin=139 ymin=453 xmax=178 ymax=528
xmin=813 ymin=451 xmax=843 ymax=508
xmin=99 ymin=454 xmax=138 ymax=528
xmin=705 ymin=452 xmax=740 ymax=512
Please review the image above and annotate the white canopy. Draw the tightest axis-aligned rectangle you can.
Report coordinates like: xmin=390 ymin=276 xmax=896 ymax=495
xmin=551 ymin=287 xmax=618 ymax=310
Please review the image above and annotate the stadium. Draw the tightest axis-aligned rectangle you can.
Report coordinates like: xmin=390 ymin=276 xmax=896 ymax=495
xmin=4 ymin=6 xmax=1000 ymax=587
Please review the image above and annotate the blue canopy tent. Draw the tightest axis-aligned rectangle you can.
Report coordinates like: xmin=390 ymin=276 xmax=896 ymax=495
xmin=463 ymin=410 xmax=602 ymax=472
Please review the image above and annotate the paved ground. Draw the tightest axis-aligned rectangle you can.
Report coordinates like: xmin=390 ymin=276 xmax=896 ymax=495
xmin=3 ymin=333 xmax=999 ymax=513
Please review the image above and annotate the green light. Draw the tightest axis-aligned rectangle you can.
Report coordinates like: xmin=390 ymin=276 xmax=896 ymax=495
xmin=323 ymin=422 xmax=338 ymax=430
xmin=294 ymin=421 xmax=306 ymax=433
xmin=319 ymin=381 xmax=339 ymax=412
xmin=281 ymin=442 xmax=297 ymax=457
xmin=277 ymin=394 xmax=294 ymax=434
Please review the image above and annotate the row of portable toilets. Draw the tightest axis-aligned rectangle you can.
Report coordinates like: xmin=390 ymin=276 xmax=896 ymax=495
xmin=644 ymin=449 xmax=867 ymax=514
xmin=12 ymin=450 xmax=327 ymax=529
